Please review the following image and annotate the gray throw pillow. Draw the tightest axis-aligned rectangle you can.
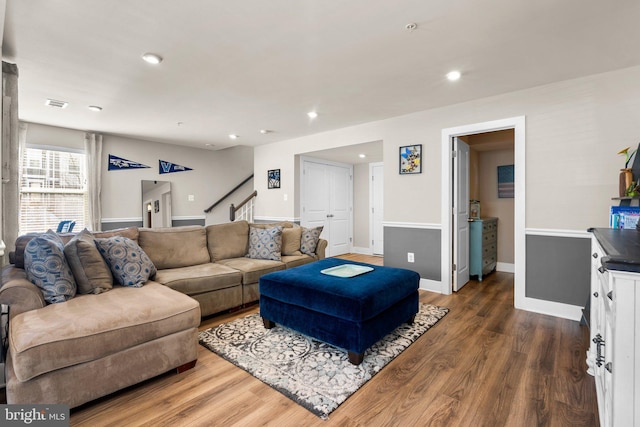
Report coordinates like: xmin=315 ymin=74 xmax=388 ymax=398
xmin=246 ymin=226 xmax=283 ymax=261
xmin=94 ymin=236 xmax=156 ymax=287
xmin=24 ymin=230 xmax=77 ymax=304
xmin=300 ymin=226 xmax=324 ymax=256
xmin=64 ymin=228 xmax=113 ymax=294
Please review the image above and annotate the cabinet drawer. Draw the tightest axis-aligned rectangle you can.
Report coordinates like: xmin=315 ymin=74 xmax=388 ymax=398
xmin=483 ymin=231 xmax=497 ymax=244
xmin=482 ymin=243 xmax=496 ymax=257
xmin=482 ymin=221 xmax=497 ymax=233
xmin=483 ymin=255 xmax=496 ymax=269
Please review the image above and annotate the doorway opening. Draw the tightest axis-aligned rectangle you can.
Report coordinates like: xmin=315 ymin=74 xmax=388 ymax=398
xmin=441 ymin=116 xmax=526 ymax=310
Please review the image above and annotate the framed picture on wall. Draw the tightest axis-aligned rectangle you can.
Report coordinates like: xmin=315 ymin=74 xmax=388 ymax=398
xmin=497 ymin=164 xmax=514 ymax=198
xmin=399 ymin=144 xmax=422 ymax=174
xmin=268 ymin=169 xmax=281 ymax=189
xmin=153 ymin=200 xmax=160 ymax=213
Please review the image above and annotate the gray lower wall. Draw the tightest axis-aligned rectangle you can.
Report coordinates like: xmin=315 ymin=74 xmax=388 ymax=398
xmin=101 ymin=218 xmax=205 ymax=231
xmin=384 ymin=227 xmax=441 ymax=281
xmin=101 ymin=220 xmax=142 ymax=231
xmin=525 ymin=235 xmax=591 ymax=306
xmin=384 ymin=226 xmax=591 ymax=308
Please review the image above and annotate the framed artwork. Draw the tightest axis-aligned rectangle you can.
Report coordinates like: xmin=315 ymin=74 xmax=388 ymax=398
xmin=153 ymin=200 xmax=160 ymax=213
xmin=268 ymin=169 xmax=281 ymax=189
xmin=497 ymin=165 xmax=514 ymax=198
xmin=399 ymin=144 xmax=422 ymax=174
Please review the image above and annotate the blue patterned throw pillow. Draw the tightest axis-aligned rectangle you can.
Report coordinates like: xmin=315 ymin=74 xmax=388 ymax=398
xmin=94 ymin=236 xmax=156 ymax=287
xmin=300 ymin=226 xmax=324 ymax=256
xmin=246 ymin=226 xmax=283 ymax=261
xmin=24 ymin=230 xmax=77 ymax=304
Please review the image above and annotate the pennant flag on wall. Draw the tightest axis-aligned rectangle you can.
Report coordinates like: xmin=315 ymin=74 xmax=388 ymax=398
xmin=108 ymin=154 xmax=151 ymax=170
xmin=159 ymin=160 xmax=193 ymax=174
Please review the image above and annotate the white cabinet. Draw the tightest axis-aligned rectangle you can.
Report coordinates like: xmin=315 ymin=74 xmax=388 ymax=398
xmin=588 ymin=235 xmax=640 ymax=427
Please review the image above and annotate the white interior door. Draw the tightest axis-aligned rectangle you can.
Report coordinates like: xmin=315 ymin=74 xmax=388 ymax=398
xmin=301 ymin=158 xmax=353 ymax=257
xmin=302 ymin=161 xmax=329 ymax=230
xmin=453 ymin=137 xmax=470 ymax=291
xmin=371 ymin=163 xmax=384 ymax=255
xmin=328 ymin=165 xmax=351 ymax=256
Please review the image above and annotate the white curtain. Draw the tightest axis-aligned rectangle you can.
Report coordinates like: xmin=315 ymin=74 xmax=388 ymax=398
xmin=84 ymin=132 xmax=103 ymax=231
xmin=1 ymin=62 xmax=22 ymax=265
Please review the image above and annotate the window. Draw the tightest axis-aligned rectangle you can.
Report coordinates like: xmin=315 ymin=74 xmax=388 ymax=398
xmin=19 ymin=147 xmax=87 ymax=234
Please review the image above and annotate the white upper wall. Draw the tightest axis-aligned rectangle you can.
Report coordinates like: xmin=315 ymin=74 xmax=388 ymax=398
xmin=255 ymin=65 xmax=640 ymax=231
xmin=23 ymin=123 xmax=254 ymax=225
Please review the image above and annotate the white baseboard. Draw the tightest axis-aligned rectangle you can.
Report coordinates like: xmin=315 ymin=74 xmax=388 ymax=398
xmin=352 ymin=246 xmax=374 ymax=255
xmin=497 ymin=262 xmax=515 ymax=273
xmin=516 ymin=297 xmax=583 ymax=321
xmin=253 ymin=216 xmax=299 ymax=223
xmin=101 ymin=217 xmax=141 ymax=223
xmin=419 ymin=278 xmax=442 ymax=293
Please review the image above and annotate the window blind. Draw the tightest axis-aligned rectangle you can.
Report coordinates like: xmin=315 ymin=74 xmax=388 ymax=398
xmin=19 ymin=147 xmax=88 ymax=234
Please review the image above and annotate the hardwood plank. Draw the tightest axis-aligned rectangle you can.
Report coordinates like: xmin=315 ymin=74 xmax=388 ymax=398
xmin=64 ymin=255 xmax=598 ymax=426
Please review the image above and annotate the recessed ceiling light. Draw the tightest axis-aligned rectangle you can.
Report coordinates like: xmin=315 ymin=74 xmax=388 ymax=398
xmin=88 ymin=105 xmax=102 ymax=112
xmin=260 ymin=129 xmax=272 ymax=134
xmin=205 ymin=143 xmax=214 ymax=147
xmin=307 ymin=111 xmax=318 ymax=119
xmin=359 ymin=154 xmax=366 ymax=158
xmin=45 ymin=99 xmax=68 ymax=108
xmin=446 ymin=70 xmax=461 ymax=81
xmin=142 ymin=53 xmax=163 ymax=65
xmin=405 ymin=23 xmax=418 ymax=31
xmin=229 ymin=134 xmax=239 ymax=139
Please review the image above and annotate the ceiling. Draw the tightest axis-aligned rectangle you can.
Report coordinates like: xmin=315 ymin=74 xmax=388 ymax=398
xmin=4 ymin=0 xmax=640 ymax=156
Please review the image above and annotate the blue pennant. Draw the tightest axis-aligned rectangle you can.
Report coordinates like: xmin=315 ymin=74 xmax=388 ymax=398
xmin=159 ymin=160 xmax=193 ymax=174
xmin=108 ymin=154 xmax=150 ymax=170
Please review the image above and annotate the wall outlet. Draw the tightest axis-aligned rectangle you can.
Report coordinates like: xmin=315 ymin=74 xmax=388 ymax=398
xmin=188 ymin=194 xmax=195 ymax=202
xmin=284 ymin=193 xmax=288 ymax=201
xmin=407 ymin=252 xmax=415 ymax=263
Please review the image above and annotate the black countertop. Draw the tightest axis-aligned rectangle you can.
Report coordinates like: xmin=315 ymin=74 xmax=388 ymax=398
xmin=590 ymin=228 xmax=640 ymax=272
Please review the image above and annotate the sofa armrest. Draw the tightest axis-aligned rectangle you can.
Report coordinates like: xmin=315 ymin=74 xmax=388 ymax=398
xmin=1 ymin=265 xmax=46 ymax=319
xmin=316 ymin=239 xmax=327 ymax=260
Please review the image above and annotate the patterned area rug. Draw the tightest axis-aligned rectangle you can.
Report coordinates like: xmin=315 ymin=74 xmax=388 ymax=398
xmin=198 ymin=303 xmax=448 ymax=419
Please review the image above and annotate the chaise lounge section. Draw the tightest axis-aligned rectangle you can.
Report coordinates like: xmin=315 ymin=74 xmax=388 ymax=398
xmin=0 ymin=220 xmax=326 ymax=408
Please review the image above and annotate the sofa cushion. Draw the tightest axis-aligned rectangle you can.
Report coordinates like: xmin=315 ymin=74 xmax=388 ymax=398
xmin=216 ymin=257 xmax=285 ymax=285
xmin=154 ymin=263 xmax=242 ymax=295
xmin=207 ymin=221 xmax=249 ymax=261
xmin=138 ymin=226 xmax=211 ymax=270
xmin=282 ymin=227 xmax=302 ymax=256
xmin=8 ymin=282 xmax=200 ymax=382
xmin=14 ymin=232 xmax=76 ymax=269
xmin=300 ymin=226 xmax=324 ymax=256
xmin=247 ymin=226 xmax=283 ymax=261
xmin=250 ymin=221 xmax=294 ymax=229
xmin=24 ymin=231 xmax=77 ymax=304
xmin=281 ymin=254 xmax=316 ymax=269
xmin=64 ymin=229 xmax=113 ymax=294
xmin=95 ymin=237 xmax=156 ymax=287
xmin=93 ymin=227 xmax=139 ymax=243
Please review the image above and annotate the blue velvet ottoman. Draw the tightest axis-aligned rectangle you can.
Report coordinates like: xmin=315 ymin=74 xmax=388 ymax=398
xmin=259 ymin=258 xmax=420 ymax=364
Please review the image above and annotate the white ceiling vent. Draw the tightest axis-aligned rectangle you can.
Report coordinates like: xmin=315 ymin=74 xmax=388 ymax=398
xmin=45 ymin=99 xmax=68 ymax=108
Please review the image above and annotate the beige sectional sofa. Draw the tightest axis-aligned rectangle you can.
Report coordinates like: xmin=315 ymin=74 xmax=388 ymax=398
xmin=0 ymin=220 xmax=326 ymax=408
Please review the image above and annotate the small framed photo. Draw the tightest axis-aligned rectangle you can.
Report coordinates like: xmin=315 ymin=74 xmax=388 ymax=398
xmin=268 ymin=169 xmax=281 ymax=189
xmin=153 ymin=200 xmax=160 ymax=213
xmin=399 ymin=144 xmax=422 ymax=174
xmin=497 ymin=164 xmax=514 ymax=198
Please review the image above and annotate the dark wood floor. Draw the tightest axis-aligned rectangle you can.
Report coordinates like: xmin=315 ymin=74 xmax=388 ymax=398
xmin=65 ymin=254 xmax=597 ymax=425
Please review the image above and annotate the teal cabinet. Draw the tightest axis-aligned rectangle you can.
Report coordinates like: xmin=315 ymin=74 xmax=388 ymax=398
xmin=469 ymin=217 xmax=498 ymax=281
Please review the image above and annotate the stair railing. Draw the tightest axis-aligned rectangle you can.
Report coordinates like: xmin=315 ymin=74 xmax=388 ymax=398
xmin=204 ymin=174 xmax=254 ymax=214
xmin=230 ymin=190 xmax=257 ymax=222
